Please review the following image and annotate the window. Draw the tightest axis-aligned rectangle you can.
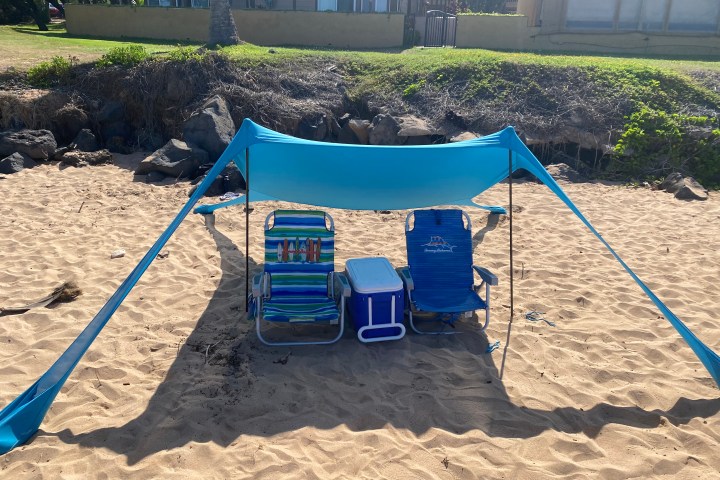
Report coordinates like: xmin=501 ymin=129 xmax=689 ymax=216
xmin=617 ymin=0 xmax=642 ymax=30
xmin=668 ymin=0 xmax=720 ymax=32
xmin=639 ymin=0 xmax=668 ymax=31
xmin=317 ymin=0 xmax=337 ymax=9
xmin=565 ymin=0 xmax=616 ymax=30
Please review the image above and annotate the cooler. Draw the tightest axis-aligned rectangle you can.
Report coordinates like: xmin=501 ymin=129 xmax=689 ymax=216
xmin=345 ymin=257 xmax=406 ymax=343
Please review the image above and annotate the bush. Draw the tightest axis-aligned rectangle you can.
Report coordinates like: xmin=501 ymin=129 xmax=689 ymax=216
xmin=166 ymin=46 xmax=205 ymax=63
xmin=27 ymin=56 xmax=74 ymax=87
xmin=96 ymin=45 xmax=150 ymax=68
xmin=612 ymin=105 xmax=720 ymax=187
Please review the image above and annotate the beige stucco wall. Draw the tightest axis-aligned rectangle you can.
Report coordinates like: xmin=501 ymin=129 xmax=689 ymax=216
xmin=455 ymin=15 xmax=529 ymax=49
xmin=65 ymin=5 xmax=405 ymax=48
xmin=65 ymin=5 xmax=210 ymax=42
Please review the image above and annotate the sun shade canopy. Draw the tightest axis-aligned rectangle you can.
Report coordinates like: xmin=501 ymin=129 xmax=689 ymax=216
xmin=1 ymin=119 xmax=718 ymax=456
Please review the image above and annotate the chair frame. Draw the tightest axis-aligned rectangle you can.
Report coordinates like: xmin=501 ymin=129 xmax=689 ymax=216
xmin=399 ymin=210 xmax=498 ymax=335
xmin=251 ymin=210 xmax=351 ymax=346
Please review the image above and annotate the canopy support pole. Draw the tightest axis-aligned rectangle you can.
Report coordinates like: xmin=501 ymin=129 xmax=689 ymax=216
xmin=245 ymin=147 xmax=250 ymax=313
xmin=500 ymin=149 xmax=514 ymax=379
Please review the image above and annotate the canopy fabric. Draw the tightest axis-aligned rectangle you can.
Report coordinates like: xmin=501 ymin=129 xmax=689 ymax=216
xmin=1 ymin=118 xmax=718 ymax=455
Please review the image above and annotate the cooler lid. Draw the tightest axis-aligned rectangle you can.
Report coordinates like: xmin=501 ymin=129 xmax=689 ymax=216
xmin=345 ymin=257 xmax=402 ymax=294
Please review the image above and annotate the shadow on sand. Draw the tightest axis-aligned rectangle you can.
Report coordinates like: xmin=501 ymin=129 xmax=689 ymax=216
xmin=47 ymin=213 xmax=720 ymax=464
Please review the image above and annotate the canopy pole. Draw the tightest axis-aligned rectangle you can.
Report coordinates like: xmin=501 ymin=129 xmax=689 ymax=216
xmin=500 ymin=149 xmax=514 ymax=379
xmin=245 ymin=147 xmax=250 ymax=312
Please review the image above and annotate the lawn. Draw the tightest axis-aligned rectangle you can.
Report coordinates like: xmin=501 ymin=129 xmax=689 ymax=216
xmin=2 ymin=21 xmax=720 ymax=74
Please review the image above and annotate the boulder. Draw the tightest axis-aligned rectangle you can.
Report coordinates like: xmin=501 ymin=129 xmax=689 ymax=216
xmin=60 ymin=149 xmax=113 ymax=167
xmin=188 ymin=162 xmax=246 ymax=197
xmin=145 ymin=171 xmax=166 ymax=183
xmin=545 ymin=163 xmax=586 ymax=183
xmin=0 ymin=129 xmax=57 ymax=160
xmin=136 ymin=139 xmax=208 ymax=179
xmin=97 ymin=101 xmax=125 ymax=125
xmin=183 ymin=95 xmax=235 ymax=163
xmin=348 ymin=119 xmax=370 ymax=145
xmin=72 ymin=129 xmax=99 ymax=152
xmin=52 ymin=105 xmax=89 ymax=144
xmin=368 ymin=114 xmax=403 ymax=145
xmin=397 ymin=115 xmax=433 ymax=137
xmin=0 ymin=152 xmax=36 ymax=174
xmin=338 ymin=123 xmax=360 ymax=144
xmin=449 ymin=131 xmax=478 ymax=143
xmin=297 ymin=113 xmax=328 ymax=141
xmin=661 ymin=173 xmax=708 ymax=201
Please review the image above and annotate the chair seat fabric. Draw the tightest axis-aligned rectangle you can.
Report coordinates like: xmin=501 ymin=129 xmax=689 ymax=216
xmin=263 ymin=296 xmax=340 ymax=323
xmin=412 ymin=288 xmax=487 ymax=313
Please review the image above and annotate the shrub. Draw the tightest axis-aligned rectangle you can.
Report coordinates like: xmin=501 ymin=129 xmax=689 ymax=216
xmin=96 ymin=45 xmax=150 ymax=68
xmin=612 ymin=105 xmax=720 ymax=187
xmin=166 ymin=46 xmax=205 ymax=63
xmin=27 ymin=56 xmax=74 ymax=87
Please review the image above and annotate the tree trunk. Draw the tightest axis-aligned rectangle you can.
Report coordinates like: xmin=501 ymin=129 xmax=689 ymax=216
xmin=208 ymin=0 xmax=241 ymax=47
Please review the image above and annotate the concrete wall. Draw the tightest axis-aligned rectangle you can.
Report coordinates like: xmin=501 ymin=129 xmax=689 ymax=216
xmin=455 ymin=14 xmax=529 ymax=49
xmin=65 ymin=4 xmax=405 ymax=47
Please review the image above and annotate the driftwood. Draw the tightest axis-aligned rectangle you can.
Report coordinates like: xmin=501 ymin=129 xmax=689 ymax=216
xmin=0 ymin=281 xmax=81 ymax=316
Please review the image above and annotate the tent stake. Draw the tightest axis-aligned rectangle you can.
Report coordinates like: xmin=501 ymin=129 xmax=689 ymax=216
xmin=500 ymin=149 xmax=514 ymax=379
xmin=245 ymin=147 xmax=250 ymax=313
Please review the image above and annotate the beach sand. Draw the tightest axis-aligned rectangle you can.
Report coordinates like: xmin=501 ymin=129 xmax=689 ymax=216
xmin=0 ymin=156 xmax=718 ymax=479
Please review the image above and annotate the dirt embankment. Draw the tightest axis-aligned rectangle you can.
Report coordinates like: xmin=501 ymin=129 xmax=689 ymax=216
xmin=1 ymin=53 xmax=719 ymax=181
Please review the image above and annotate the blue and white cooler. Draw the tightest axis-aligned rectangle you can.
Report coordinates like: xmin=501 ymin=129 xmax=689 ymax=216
xmin=345 ymin=257 xmax=406 ymax=343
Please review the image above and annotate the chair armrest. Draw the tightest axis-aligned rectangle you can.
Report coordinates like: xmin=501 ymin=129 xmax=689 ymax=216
xmin=473 ymin=266 xmax=498 ymax=286
xmin=396 ymin=266 xmax=414 ymax=291
xmin=251 ymin=273 xmax=263 ymax=297
xmin=335 ymin=272 xmax=352 ymax=297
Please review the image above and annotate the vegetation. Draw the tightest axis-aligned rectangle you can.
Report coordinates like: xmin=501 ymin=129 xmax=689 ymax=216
xmin=26 ymin=55 xmax=75 ymax=87
xmin=96 ymin=45 xmax=151 ymax=67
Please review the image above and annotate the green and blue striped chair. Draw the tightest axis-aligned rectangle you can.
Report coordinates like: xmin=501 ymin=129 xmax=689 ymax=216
xmin=251 ymin=210 xmax=350 ymax=345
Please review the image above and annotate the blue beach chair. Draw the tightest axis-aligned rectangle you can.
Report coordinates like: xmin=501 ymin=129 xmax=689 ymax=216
xmin=251 ymin=210 xmax=350 ymax=346
xmin=397 ymin=209 xmax=498 ymax=334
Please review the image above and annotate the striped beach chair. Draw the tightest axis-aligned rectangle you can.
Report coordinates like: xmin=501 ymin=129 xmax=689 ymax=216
xmin=251 ymin=210 xmax=350 ymax=345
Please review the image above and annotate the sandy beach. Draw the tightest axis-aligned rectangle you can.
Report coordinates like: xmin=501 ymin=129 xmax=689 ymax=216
xmin=0 ymin=156 xmax=718 ymax=479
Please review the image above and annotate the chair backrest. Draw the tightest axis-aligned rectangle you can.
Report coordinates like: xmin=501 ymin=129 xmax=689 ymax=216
xmin=406 ymin=209 xmax=473 ymax=292
xmin=264 ymin=210 xmax=335 ymax=298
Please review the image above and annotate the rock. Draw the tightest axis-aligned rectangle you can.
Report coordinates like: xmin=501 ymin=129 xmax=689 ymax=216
xmin=397 ymin=115 xmax=433 ymax=137
xmin=110 ymin=249 xmax=125 ymax=259
xmin=145 ymin=171 xmax=166 ymax=183
xmin=61 ymin=149 xmax=113 ymax=167
xmin=52 ymin=105 xmax=88 ymax=144
xmin=135 ymin=139 xmax=208 ymax=179
xmin=188 ymin=162 xmax=246 ymax=197
xmin=404 ymin=135 xmax=431 ymax=146
xmin=105 ymin=136 xmax=132 ymax=154
xmin=0 ymin=129 xmax=57 ymax=160
xmin=183 ymin=95 xmax=236 ymax=163
xmin=0 ymin=152 xmax=36 ymax=174
xmin=72 ymin=129 xmax=99 ymax=152
xmin=368 ymin=114 xmax=403 ymax=145
xmin=97 ymin=101 xmax=125 ymax=125
xmin=297 ymin=113 xmax=328 ymax=141
xmin=329 ymin=117 xmax=341 ymax=137
xmin=337 ymin=123 xmax=360 ymax=144
xmin=449 ymin=132 xmax=479 ymax=143
xmin=338 ymin=113 xmax=352 ymax=127
xmin=661 ymin=173 xmax=708 ymax=201
xmin=545 ymin=163 xmax=586 ymax=183
xmin=348 ymin=119 xmax=370 ymax=144
xmin=101 ymin=122 xmax=130 ymax=143
xmin=53 ymin=144 xmax=76 ymax=161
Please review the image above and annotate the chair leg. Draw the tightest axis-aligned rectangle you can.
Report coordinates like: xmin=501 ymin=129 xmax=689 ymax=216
xmin=255 ymin=296 xmax=346 ymax=346
xmin=408 ymin=309 xmax=458 ymax=335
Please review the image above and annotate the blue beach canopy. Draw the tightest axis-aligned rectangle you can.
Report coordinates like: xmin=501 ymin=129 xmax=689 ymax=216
xmin=1 ymin=119 xmax=718 ymax=454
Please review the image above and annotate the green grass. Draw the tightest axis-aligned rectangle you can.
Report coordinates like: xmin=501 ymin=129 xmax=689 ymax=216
xmin=0 ymin=23 xmax=188 ymax=71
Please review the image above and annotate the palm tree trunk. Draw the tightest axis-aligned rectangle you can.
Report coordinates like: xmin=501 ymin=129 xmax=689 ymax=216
xmin=208 ymin=0 xmax=241 ymax=46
